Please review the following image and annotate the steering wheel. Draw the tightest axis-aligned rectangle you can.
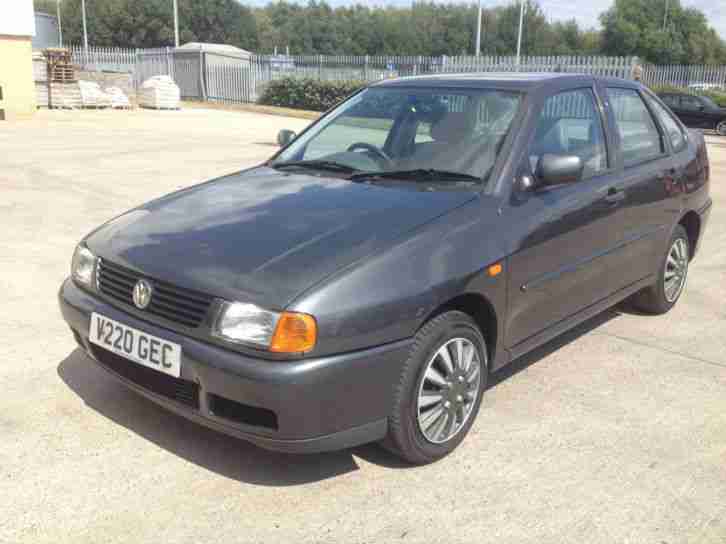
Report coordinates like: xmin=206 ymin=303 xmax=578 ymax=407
xmin=347 ymin=142 xmax=392 ymax=164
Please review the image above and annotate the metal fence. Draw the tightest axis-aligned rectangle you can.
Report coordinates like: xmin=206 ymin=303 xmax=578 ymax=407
xmin=67 ymin=45 xmax=726 ymax=106
xmin=641 ymin=64 xmax=726 ymax=89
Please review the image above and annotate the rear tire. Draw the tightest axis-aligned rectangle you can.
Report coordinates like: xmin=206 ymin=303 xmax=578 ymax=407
xmin=630 ymin=225 xmax=690 ymax=315
xmin=382 ymin=311 xmax=487 ymax=465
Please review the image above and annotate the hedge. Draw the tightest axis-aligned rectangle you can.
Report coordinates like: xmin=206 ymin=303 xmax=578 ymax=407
xmin=258 ymin=77 xmax=366 ymax=112
xmin=258 ymin=77 xmax=726 ymax=112
xmin=649 ymin=83 xmax=726 ymax=108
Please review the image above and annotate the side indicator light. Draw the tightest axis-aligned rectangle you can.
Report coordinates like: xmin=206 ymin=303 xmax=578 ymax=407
xmin=270 ymin=312 xmax=317 ymax=353
xmin=487 ymin=263 xmax=503 ymax=277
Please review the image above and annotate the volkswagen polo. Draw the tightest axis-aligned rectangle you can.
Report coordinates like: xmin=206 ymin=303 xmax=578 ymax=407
xmin=59 ymin=74 xmax=712 ymax=464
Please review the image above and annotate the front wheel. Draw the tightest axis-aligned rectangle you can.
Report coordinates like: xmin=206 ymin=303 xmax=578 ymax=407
xmin=630 ymin=225 xmax=690 ymax=314
xmin=382 ymin=311 xmax=487 ymax=464
xmin=717 ymin=120 xmax=726 ymax=137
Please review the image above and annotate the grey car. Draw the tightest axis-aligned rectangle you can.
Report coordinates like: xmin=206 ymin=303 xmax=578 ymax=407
xmin=60 ymin=74 xmax=711 ymax=464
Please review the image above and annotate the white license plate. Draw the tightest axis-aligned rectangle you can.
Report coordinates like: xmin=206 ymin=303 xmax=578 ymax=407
xmin=89 ymin=312 xmax=182 ymax=378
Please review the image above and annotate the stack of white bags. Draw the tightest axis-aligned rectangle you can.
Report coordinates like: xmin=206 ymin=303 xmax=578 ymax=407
xmin=138 ymin=75 xmax=181 ymax=109
xmin=78 ymin=80 xmax=112 ymax=108
xmin=77 ymin=81 xmax=132 ymax=109
xmin=105 ymin=87 xmax=131 ymax=109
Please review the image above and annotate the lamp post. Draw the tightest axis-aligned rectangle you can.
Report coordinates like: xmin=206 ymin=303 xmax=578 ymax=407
xmin=57 ymin=0 xmax=63 ymax=47
xmin=515 ymin=0 xmax=525 ymax=65
xmin=475 ymin=0 xmax=482 ymax=56
xmin=81 ymin=0 xmax=88 ymax=51
xmin=173 ymin=0 xmax=180 ymax=47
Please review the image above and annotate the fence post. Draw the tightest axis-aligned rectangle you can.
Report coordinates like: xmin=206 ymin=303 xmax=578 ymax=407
xmin=363 ymin=55 xmax=368 ymax=80
xmin=318 ymin=55 xmax=323 ymax=80
xmin=134 ymin=48 xmax=140 ymax=89
xmin=166 ymin=46 xmax=172 ymax=79
xmin=200 ymin=51 xmax=208 ymax=101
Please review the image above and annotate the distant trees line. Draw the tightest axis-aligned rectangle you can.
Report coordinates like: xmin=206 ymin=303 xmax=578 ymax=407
xmin=35 ymin=0 xmax=726 ymax=64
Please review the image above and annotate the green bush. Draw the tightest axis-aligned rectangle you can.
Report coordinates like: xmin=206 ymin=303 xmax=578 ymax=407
xmin=648 ymin=83 xmax=726 ymax=107
xmin=259 ymin=77 xmax=366 ymax=112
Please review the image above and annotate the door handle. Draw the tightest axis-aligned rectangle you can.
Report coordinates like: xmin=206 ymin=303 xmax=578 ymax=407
xmin=604 ymin=188 xmax=626 ymax=204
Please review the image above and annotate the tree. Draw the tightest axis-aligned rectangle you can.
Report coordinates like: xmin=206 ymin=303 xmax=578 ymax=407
xmin=37 ymin=0 xmax=726 ymax=63
xmin=53 ymin=0 xmax=257 ymax=49
xmin=600 ymin=0 xmax=726 ymax=64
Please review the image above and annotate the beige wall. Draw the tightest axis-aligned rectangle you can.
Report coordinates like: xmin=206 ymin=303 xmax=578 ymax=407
xmin=0 ymin=35 xmax=36 ymax=120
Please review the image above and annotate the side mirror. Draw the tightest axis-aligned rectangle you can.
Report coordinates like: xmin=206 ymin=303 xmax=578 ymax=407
xmin=277 ymin=129 xmax=296 ymax=147
xmin=536 ymin=154 xmax=584 ymax=187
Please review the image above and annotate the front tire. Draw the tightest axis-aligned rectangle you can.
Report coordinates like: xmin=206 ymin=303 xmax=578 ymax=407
xmin=630 ymin=225 xmax=690 ymax=314
xmin=382 ymin=311 xmax=487 ymax=465
xmin=717 ymin=120 xmax=726 ymax=137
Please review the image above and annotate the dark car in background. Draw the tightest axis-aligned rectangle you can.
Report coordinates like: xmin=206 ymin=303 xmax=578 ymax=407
xmin=659 ymin=92 xmax=726 ymax=135
xmin=60 ymin=74 xmax=712 ymax=464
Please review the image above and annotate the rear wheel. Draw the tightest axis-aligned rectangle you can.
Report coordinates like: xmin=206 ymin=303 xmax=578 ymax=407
xmin=630 ymin=225 xmax=690 ymax=314
xmin=382 ymin=311 xmax=487 ymax=465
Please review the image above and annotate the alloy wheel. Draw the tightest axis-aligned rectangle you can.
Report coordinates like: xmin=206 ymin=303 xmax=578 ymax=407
xmin=664 ymin=238 xmax=689 ymax=303
xmin=718 ymin=121 xmax=726 ymax=137
xmin=417 ymin=337 xmax=483 ymax=444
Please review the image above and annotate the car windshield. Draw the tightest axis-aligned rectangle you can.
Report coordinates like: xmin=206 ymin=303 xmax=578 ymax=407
xmin=272 ymin=86 xmax=522 ymax=184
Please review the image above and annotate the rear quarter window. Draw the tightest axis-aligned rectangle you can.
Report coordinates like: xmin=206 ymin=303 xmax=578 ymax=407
xmin=646 ymin=96 xmax=687 ymax=153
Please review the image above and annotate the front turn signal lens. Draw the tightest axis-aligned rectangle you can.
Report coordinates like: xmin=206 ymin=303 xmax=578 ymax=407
xmin=270 ymin=312 xmax=317 ymax=353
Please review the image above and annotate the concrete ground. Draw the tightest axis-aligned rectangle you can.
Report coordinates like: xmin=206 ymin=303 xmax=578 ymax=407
xmin=1 ymin=108 xmax=725 ymax=544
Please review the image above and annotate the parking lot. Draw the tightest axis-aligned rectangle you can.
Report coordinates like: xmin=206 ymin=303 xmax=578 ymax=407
xmin=2 ymin=108 xmax=725 ymax=543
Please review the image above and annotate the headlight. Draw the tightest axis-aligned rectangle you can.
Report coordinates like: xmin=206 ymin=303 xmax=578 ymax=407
xmin=213 ymin=302 xmax=317 ymax=353
xmin=71 ymin=244 xmax=97 ymax=287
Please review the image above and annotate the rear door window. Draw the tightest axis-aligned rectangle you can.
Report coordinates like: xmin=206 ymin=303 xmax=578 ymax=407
xmin=606 ymin=88 xmax=664 ymax=167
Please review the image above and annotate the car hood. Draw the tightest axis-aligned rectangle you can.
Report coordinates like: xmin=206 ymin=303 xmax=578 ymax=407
xmin=86 ymin=167 xmax=478 ymax=309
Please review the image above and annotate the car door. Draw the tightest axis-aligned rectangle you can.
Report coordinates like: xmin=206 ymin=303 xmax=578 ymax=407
xmin=505 ymin=86 xmax=626 ymax=350
xmin=603 ymin=86 xmax=679 ymax=284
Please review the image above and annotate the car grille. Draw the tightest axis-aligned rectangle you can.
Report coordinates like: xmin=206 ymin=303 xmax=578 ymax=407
xmin=97 ymin=259 xmax=213 ymax=328
xmin=91 ymin=345 xmax=200 ymax=409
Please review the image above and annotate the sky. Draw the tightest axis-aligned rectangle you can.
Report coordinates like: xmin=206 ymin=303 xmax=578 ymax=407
xmin=522 ymin=0 xmax=726 ymax=37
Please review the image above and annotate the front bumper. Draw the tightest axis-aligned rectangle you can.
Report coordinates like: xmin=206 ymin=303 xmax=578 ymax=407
xmin=59 ymin=278 xmax=411 ymax=453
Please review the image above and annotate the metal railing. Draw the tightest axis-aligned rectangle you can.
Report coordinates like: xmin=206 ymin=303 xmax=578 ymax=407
xmin=641 ymin=64 xmax=726 ymax=89
xmin=67 ymin=45 xmax=726 ymax=106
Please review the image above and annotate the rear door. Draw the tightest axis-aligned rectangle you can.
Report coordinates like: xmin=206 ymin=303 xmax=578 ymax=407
xmin=505 ymin=86 xmax=625 ymax=349
xmin=603 ymin=86 xmax=679 ymax=284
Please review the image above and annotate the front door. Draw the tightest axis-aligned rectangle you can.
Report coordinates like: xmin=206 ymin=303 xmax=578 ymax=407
xmin=505 ymin=87 xmax=626 ymax=349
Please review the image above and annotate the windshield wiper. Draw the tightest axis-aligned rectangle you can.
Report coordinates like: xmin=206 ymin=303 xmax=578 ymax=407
xmin=272 ymin=160 xmax=359 ymax=173
xmin=350 ymin=168 xmax=481 ymax=183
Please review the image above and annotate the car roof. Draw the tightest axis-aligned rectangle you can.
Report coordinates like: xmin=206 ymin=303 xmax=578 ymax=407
xmin=370 ymin=72 xmax=639 ymax=92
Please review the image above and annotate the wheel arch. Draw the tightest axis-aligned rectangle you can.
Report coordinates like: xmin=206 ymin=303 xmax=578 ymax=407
xmin=421 ymin=293 xmax=498 ymax=366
